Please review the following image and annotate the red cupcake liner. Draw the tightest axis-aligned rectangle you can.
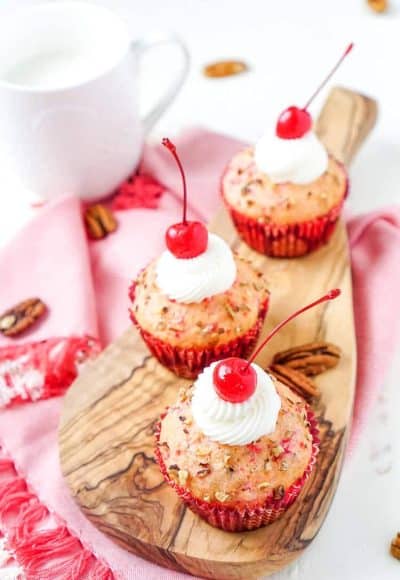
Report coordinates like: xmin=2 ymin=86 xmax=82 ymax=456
xmin=129 ymin=280 xmax=269 ymax=379
xmin=155 ymin=408 xmax=319 ymax=532
xmin=221 ymin=170 xmax=349 ymax=258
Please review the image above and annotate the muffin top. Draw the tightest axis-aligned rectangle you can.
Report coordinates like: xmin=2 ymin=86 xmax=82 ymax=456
xmin=158 ymin=378 xmax=313 ymax=507
xmin=222 ymin=148 xmax=347 ymax=225
xmin=131 ymin=254 xmax=269 ymax=348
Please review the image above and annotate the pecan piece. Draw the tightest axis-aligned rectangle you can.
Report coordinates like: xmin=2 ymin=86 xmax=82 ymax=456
xmin=196 ymin=468 xmax=211 ymax=478
xmin=273 ymin=485 xmax=285 ymax=500
xmin=390 ymin=533 xmax=400 ymax=560
xmin=0 ymin=298 xmax=47 ymax=337
xmin=178 ymin=469 xmax=189 ymax=486
xmin=264 ymin=459 xmax=272 ymax=472
xmin=258 ymin=482 xmax=271 ymax=490
xmin=269 ymin=364 xmax=320 ymax=402
xmin=215 ymin=491 xmax=230 ymax=503
xmin=273 ymin=341 xmax=341 ymax=376
xmin=224 ymin=303 xmax=235 ymax=319
xmin=271 ymin=445 xmax=284 ymax=458
xmin=196 ymin=447 xmax=210 ymax=457
xmin=203 ymin=60 xmax=248 ymax=78
xmin=223 ymin=454 xmax=232 ymax=468
xmin=84 ymin=204 xmax=117 ymax=240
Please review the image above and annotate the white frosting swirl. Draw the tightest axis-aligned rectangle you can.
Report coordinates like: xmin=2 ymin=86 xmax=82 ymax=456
xmin=254 ymin=127 xmax=328 ymax=184
xmin=156 ymin=233 xmax=237 ymax=304
xmin=191 ymin=362 xmax=281 ymax=446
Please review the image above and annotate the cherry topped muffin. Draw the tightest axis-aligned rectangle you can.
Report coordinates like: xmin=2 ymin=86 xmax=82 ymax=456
xmin=155 ymin=290 xmax=341 ymax=530
xmin=155 ymin=361 xmax=319 ymax=531
xmin=222 ymin=148 xmax=348 ymax=257
xmin=129 ymin=139 xmax=270 ymax=379
xmin=222 ymin=45 xmax=353 ymax=258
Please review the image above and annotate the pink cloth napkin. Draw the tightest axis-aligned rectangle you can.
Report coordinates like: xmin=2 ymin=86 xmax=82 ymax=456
xmin=0 ymin=128 xmax=399 ymax=578
xmin=347 ymin=208 xmax=400 ymax=444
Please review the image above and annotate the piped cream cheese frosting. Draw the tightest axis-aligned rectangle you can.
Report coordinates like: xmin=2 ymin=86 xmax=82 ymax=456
xmin=156 ymin=233 xmax=237 ymax=304
xmin=254 ymin=125 xmax=328 ymax=185
xmin=191 ymin=361 xmax=281 ymax=446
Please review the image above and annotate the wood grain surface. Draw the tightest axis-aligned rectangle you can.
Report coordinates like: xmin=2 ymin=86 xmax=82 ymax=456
xmin=59 ymin=87 xmax=377 ymax=579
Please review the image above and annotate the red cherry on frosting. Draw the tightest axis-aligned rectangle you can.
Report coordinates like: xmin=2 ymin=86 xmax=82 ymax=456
xmin=166 ymin=220 xmax=208 ymax=259
xmin=162 ymin=137 xmax=209 ymax=260
xmin=276 ymin=106 xmax=312 ymax=139
xmin=276 ymin=44 xmax=354 ymax=141
xmin=213 ymin=357 xmax=257 ymax=403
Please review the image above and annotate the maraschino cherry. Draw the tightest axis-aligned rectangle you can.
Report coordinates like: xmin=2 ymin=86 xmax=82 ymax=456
xmin=213 ymin=357 xmax=257 ymax=403
xmin=162 ymin=138 xmax=208 ymax=259
xmin=213 ymin=289 xmax=341 ymax=403
xmin=276 ymin=43 xmax=354 ymax=139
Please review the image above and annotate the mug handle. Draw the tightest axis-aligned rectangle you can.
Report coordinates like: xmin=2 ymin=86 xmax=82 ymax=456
xmin=131 ymin=34 xmax=190 ymax=135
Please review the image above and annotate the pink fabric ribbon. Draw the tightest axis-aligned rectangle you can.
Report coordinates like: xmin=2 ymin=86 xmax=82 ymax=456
xmin=0 ymin=128 xmax=399 ymax=578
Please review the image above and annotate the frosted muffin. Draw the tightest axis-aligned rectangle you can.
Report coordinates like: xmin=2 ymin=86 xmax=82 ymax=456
xmin=155 ymin=360 xmax=319 ymax=531
xmin=222 ymin=45 xmax=354 ymax=258
xmin=129 ymin=234 xmax=269 ymax=378
xmin=129 ymin=138 xmax=270 ymax=379
xmin=222 ymin=133 xmax=348 ymax=258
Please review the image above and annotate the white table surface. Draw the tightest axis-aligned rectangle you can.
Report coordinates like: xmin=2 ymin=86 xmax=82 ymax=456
xmin=0 ymin=1 xmax=399 ymax=579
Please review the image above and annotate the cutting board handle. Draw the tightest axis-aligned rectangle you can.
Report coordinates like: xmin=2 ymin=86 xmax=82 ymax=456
xmin=315 ymin=86 xmax=378 ymax=166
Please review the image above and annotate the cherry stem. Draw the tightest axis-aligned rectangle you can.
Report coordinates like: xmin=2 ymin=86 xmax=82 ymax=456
xmin=245 ymin=288 xmax=341 ymax=370
xmin=162 ymin=138 xmax=188 ymax=224
xmin=303 ymin=43 xmax=354 ymax=111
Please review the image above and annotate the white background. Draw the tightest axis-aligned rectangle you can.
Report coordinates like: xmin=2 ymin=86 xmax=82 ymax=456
xmin=0 ymin=1 xmax=399 ymax=579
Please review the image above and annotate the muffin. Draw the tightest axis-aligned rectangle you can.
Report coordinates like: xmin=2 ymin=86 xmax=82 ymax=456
xmin=129 ymin=138 xmax=270 ymax=379
xmin=222 ymin=45 xmax=354 ymax=258
xmin=221 ymin=145 xmax=348 ymax=258
xmin=155 ymin=359 xmax=319 ymax=531
xmin=129 ymin=236 xmax=269 ymax=378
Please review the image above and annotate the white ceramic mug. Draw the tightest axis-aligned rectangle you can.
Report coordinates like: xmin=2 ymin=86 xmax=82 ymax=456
xmin=0 ymin=2 xmax=189 ymax=201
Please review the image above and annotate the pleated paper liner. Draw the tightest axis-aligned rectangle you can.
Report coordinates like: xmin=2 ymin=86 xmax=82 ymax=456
xmin=155 ymin=407 xmax=320 ymax=532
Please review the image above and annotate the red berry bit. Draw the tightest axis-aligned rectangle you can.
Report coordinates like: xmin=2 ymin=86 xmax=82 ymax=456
xmin=213 ymin=357 xmax=257 ymax=403
xmin=247 ymin=442 xmax=262 ymax=454
xmin=162 ymin=138 xmax=208 ymax=259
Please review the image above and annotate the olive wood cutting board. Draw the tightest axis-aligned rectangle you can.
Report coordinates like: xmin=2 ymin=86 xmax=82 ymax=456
xmin=59 ymin=87 xmax=377 ymax=579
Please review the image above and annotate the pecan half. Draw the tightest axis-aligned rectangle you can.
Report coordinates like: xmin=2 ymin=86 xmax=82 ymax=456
xmin=84 ymin=204 xmax=117 ymax=240
xmin=0 ymin=298 xmax=47 ymax=337
xmin=203 ymin=60 xmax=248 ymax=78
xmin=367 ymin=0 xmax=387 ymax=12
xmin=273 ymin=341 xmax=341 ymax=376
xmin=390 ymin=533 xmax=400 ymax=560
xmin=269 ymin=364 xmax=320 ymax=402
